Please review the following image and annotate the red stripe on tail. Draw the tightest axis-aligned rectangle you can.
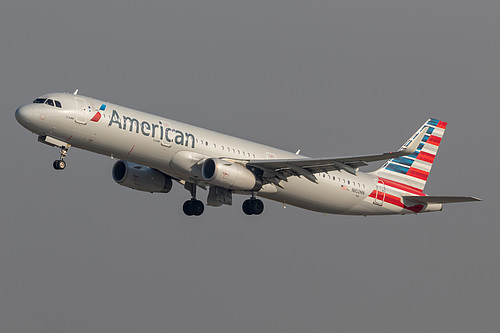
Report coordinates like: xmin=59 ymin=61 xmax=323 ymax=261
xmin=416 ymin=151 xmax=436 ymax=164
xmin=378 ymin=178 xmax=424 ymax=195
xmin=426 ymin=135 xmax=442 ymax=146
xmin=368 ymin=191 xmax=425 ymax=213
xmin=437 ymin=121 xmax=447 ymax=129
xmin=407 ymin=167 xmax=429 ymax=181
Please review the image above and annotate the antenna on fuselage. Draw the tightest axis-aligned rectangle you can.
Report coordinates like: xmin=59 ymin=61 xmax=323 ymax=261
xmin=73 ymin=89 xmax=79 ymax=95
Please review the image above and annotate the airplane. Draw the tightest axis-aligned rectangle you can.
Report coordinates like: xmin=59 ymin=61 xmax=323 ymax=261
xmin=15 ymin=91 xmax=480 ymax=217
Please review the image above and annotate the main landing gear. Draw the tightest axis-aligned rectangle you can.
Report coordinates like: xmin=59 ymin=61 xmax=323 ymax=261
xmin=242 ymin=194 xmax=264 ymax=216
xmin=53 ymin=146 xmax=69 ymax=170
xmin=183 ymin=199 xmax=204 ymax=216
xmin=183 ymin=182 xmax=204 ymax=216
xmin=181 ymin=184 xmax=264 ymax=216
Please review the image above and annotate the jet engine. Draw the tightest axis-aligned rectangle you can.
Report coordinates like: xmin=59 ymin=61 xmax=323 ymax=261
xmin=201 ymin=158 xmax=262 ymax=191
xmin=112 ymin=160 xmax=172 ymax=193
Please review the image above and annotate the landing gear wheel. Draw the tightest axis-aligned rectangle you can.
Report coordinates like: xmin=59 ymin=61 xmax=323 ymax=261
xmin=243 ymin=200 xmax=252 ymax=215
xmin=250 ymin=199 xmax=264 ymax=215
xmin=191 ymin=200 xmax=204 ymax=216
xmin=242 ymin=199 xmax=264 ymax=215
xmin=183 ymin=199 xmax=204 ymax=216
xmin=183 ymin=200 xmax=194 ymax=216
xmin=52 ymin=146 xmax=70 ymax=170
xmin=53 ymin=160 xmax=66 ymax=170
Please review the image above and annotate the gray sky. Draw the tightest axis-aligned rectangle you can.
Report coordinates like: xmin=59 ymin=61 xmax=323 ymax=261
xmin=1 ymin=1 xmax=497 ymax=332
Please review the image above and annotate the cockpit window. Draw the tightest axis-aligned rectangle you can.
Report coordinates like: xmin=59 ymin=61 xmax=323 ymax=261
xmin=32 ymin=98 xmax=62 ymax=108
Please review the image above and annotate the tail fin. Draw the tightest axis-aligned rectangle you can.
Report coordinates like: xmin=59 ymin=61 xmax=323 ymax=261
xmin=375 ymin=118 xmax=447 ymax=192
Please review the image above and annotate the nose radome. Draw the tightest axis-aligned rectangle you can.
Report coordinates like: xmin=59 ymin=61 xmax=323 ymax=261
xmin=15 ymin=105 xmax=34 ymax=124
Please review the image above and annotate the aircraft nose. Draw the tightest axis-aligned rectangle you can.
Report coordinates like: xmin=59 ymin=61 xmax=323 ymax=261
xmin=15 ymin=105 xmax=34 ymax=125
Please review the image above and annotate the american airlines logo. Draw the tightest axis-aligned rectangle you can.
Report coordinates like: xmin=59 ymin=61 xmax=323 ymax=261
xmin=90 ymin=112 xmax=102 ymax=122
xmin=101 ymin=109 xmax=196 ymax=148
xmin=90 ymin=104 xmax=106 ymax=123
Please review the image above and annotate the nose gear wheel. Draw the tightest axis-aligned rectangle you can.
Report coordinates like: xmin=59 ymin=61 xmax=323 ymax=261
xmin=53 ymin=146 xmax=69 ymax=170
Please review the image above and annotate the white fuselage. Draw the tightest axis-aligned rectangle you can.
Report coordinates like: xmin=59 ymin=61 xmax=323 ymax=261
xmin=15 ymin=92 xmax=428 ymax=215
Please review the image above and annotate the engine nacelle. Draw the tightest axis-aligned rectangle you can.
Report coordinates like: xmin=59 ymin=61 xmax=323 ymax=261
xmin=201 ymin=158 xmax=262 ymax=191
xmin=112 ymin=160 xmax=172 ymax=193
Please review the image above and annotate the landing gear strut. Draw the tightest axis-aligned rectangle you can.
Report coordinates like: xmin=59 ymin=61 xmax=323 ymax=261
xmin=183 ymin=182 xmax=204 ymax=216
xmin=53 ymin=146 xmax=69 ymax=170
xmin=242 ymin=193 xmax=264 ymax=215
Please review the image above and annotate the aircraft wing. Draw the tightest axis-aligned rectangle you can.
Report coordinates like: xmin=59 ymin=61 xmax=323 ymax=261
xmin=246 ymin=129 xmax=428 ymax=184
xmin=403 ymin=196 xmax=482 ymax=204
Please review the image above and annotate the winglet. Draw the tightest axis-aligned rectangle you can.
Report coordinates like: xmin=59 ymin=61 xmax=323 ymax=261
xmin=403 ymin=127 xmax=428 ymax=155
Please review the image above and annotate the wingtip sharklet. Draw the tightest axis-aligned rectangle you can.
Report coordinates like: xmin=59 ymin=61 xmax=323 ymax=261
xmin=404 ymin=127 xmax=428 ymax=155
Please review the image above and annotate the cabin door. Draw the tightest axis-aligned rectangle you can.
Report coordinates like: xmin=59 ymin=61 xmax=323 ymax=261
xmin=373 ymin=180 xmax=386 ymax=206
xmin=75 ymin=98 xmax=88 ymax=124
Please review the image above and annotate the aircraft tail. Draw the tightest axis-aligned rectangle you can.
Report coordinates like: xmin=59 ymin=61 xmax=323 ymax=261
xmin=375 ymin=118 xmax=447 ymax=193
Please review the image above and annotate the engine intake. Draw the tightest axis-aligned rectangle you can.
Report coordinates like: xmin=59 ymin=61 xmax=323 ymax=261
xmin=112 ymin=160 xmax=172 ymax=193
xmin=201 ymin=158 xmax=262 ymax=191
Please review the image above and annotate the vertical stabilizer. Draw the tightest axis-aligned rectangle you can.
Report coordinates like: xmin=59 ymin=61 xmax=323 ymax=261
xmin=375 ymin=118 xmax=447 ymax=192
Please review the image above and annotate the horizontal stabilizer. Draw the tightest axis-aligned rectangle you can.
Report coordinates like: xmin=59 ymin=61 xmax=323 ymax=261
xmin=403 ymin=195 xmax=482 ymax=204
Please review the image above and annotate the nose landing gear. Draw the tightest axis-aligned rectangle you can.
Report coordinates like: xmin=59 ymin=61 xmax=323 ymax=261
xmin=53 ymin=146 xmax=69 ymax=170
xmin=53 ymin=159 xmax=66 ymax=170
xmin=37 ymin=136 xmax=70 ymax=171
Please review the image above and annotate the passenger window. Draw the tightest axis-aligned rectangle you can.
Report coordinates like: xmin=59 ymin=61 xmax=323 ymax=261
xmin=332 ymin=176 xmax=335 ymax=181
xmin=348 ymin=180 xmax=350 ymax=185
xmin=45 ymin=99 xmax=54 ymax=106
xmin=206 ymin=141 xmax=208 ymax=146
xmin=55 ymin=100 xmax=62 ymax=108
